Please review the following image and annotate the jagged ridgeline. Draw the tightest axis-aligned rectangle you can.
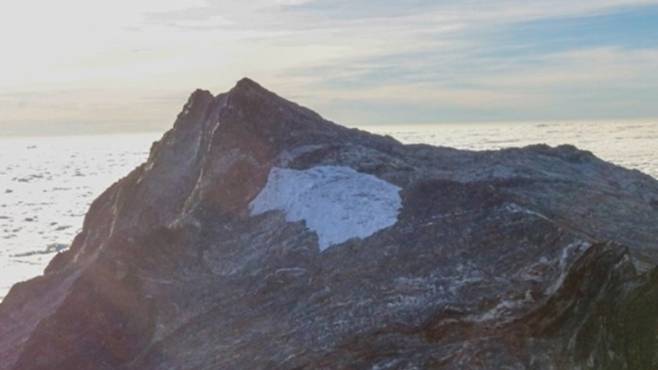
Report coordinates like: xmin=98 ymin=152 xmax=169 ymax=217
xmin=1 ymin=78 xmax=658 ymax=370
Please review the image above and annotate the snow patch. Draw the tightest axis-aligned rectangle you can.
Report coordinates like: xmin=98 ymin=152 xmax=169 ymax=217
xmin=249 ymin=166 xmax=402 ymax=251
xmin=504 ymin=202 xmax=550 ymax=221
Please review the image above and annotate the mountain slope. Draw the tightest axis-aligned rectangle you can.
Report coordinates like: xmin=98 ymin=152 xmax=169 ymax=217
xmin=1 ymin=78 xmax=658 ymax=369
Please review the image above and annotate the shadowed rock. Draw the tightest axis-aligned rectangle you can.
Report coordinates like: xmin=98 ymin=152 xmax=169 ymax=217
xmin=1 ymin=78 xmax=658 ymax=369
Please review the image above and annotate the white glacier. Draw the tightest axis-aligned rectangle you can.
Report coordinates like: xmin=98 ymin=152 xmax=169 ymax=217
xmin=249 ymin=166 xmax=402 ymax=251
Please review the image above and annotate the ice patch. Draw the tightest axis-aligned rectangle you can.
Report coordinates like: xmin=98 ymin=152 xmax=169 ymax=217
xmin=249 ymin=166 xmax=402 ymax=251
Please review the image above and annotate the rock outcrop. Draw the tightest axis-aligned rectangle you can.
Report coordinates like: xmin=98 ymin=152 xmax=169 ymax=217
xmin=2 ymin=78 xmax=658 ymax=369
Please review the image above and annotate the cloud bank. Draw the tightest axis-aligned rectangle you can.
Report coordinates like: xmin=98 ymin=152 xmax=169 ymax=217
xmin=1 ymin=0 xmax=657 ymax=133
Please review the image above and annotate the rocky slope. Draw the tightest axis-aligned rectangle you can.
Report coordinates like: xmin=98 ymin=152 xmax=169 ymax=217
xmin=2 ymin=78 xmax=658 ymax=370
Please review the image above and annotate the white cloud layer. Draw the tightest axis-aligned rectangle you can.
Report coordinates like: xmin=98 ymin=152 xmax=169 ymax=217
xmin=1 ymin=0 xmax=657 ymax=133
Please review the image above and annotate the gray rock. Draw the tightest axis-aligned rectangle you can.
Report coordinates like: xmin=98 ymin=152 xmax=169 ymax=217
xmin=1 ymin=78 xmax=658 ymax=370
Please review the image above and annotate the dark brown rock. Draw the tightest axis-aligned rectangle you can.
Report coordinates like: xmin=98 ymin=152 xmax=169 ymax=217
xmin=1 ymin=78 xmax=658 ymax=370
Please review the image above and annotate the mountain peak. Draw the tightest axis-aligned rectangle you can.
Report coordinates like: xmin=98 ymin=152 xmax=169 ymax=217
xmin=3 ymin=79 xmax=658 ymax=370
xmin=226 ymin=77 xmax=279 ymax=103
xmin=217 ymin=77 xmax=332 ymax=139
xmin=234 ymin=77 xmax=263 ymax=91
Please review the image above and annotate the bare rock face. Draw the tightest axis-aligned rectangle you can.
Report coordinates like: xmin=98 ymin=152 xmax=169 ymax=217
xmin=2 ymin=78 xmax=658 ymax=370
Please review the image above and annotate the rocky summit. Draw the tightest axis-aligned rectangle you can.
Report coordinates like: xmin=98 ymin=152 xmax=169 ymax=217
xmin=2 ymin=78 xmax=658 ymax=370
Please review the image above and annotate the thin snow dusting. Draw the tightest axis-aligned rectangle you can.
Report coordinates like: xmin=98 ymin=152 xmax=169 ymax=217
xmin=249 ymin=166 xmax=402 ymax=251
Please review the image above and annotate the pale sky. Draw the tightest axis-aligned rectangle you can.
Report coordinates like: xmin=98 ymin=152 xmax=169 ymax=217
xmin=1 ymin=0 xmax=658 ymax=135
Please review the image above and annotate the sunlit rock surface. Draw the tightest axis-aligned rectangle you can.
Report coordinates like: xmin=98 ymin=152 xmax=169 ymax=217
xmin=1 ymin=78 xmax=658 ymax=370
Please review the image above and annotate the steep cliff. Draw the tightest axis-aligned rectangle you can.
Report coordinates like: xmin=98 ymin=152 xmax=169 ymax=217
xmin=2 ymin=78 xmax=658 ymax=369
